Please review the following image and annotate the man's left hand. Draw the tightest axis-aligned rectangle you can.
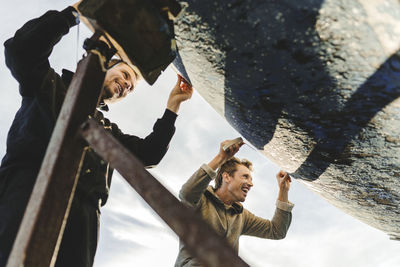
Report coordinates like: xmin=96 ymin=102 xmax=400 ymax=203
xmin=276 ymin=171 xmax=291 ymax=203
xmin=277 ymin=171 xmax=291 ymax=192
xmin=167 ymin=74 xmax=193 ymax=113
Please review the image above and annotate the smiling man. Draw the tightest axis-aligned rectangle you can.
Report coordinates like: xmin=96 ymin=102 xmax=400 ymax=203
xmin=101 ymin=59 xmax=136 ymax=103
xmin=175 ymin=140 xmax=294 ymax=267
xmin=0 ymin=4 xmax=192 ymax=267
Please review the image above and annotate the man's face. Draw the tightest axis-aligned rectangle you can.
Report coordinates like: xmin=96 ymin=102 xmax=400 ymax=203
xmin=102 ymin=62 xmax=137 ymax=104
xmin=225 ymin=164 xmax=253 ymax=203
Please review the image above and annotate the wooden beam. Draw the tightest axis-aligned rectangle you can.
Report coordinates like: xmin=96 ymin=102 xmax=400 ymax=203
xmin=7 ymin=53 xmax=106 ymax=267
xmin=80 ymin=118 xmax=249 ymax=267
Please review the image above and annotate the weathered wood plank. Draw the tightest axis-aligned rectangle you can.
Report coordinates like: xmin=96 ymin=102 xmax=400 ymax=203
xmin=7 ymin=53 xmax=105 ymax=267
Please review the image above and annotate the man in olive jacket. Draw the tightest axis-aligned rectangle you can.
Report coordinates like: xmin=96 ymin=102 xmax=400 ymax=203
xmin=0 ymin=4 xmax=193 ymax=267
xmin=175 ymin=140 xmax=294 ymax=267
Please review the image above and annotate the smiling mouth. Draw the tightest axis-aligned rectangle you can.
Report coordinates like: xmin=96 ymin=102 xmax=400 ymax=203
xmin=114 ymin=82 xmax=122 ymax=96
xmin=241 ymin=187 xmax=250 ymax=196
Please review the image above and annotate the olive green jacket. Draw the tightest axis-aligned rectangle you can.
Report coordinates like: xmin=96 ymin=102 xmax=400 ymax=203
xmin=174 ymin=164 xmax=294 ymax=267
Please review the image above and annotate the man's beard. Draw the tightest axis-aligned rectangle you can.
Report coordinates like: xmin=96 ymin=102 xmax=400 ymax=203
xmin=102 ymin=85 xmax=114 ymax=100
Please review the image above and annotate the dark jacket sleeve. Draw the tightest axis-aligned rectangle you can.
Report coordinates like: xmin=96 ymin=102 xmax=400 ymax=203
xmin=110 ymin=109 xmax=177 ymax=167
xmin=4 ymin=7 xmax=78 ymax=96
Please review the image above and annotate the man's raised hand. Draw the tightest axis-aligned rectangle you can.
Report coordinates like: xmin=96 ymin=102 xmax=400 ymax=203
xmin=276 ymin=171 xmax=291 ymax=192
xmin=167 ymin=74 xmax=193 ymax=114
xmin=276 ymin=171 xmax=291 ymax=203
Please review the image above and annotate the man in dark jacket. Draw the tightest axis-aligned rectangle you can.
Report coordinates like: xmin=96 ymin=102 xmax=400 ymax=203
xmin=0 ymin=5 xmax=192 ymax=267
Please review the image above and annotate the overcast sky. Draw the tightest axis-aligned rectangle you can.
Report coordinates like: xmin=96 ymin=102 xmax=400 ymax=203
xmin=0 ymin=1 xmax=399 ymax=267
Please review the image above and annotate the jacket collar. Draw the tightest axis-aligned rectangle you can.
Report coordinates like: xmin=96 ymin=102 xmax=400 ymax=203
xmin=205 ymin=186 xmax=243 ymax=214
xmin=61 ymin=69 xmax=109 ymax=112
xmin=61 ymin=69 xmax=74 ymax=86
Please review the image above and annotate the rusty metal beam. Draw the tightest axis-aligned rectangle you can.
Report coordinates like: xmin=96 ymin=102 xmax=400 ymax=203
xmin=80 ymin=118 xmax=249 ymax=267
xmin=7 ymin=53 xmax=106 ymax=267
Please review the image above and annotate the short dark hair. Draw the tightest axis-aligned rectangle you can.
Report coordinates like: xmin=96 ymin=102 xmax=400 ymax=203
xmin=214 ymin=157 xmax=253 ymax=190
xmin=107 ymin=59 xmax=139 ymax=83
xmin=107 ymin=58 xmax=124 ymax=69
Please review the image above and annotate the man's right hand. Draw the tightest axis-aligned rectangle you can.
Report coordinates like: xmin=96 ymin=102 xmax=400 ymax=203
xmin=208 ymin=139 xmax=244 ymax=170
xmin=219 ymin=139 xmax=243 ymax=160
